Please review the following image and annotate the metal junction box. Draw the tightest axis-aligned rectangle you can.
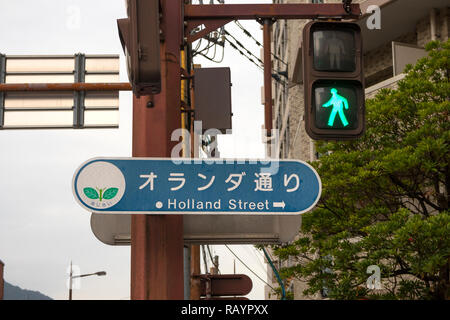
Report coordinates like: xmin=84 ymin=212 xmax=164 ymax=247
xmin=194 ymin=67 xmax=232 ymax=134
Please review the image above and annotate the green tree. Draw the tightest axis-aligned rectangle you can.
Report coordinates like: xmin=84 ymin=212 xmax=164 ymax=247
xmin=270 ymin=40 xmax=449 ymax=300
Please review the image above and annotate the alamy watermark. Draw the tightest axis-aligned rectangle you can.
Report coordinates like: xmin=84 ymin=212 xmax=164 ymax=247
xmin=366 ymin=265 xmax=382 ymax=290
xmin=170 ymin=121 xmax=281 ymax=175
xmin=366 ymin=5 xmax=381 ymax=30
xmin=66 ymin=5 xmax=81 ymax=31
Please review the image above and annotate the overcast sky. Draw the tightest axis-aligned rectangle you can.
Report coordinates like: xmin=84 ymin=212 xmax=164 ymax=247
xmin=0 ymin=0 xmax=273 ymax=300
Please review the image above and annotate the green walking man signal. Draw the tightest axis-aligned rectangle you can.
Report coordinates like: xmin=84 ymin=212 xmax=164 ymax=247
xmin=322 ymin=88 xmax=349 ymax=127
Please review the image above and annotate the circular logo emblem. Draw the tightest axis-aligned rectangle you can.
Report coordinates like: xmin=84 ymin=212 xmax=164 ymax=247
xmin=76 ymin=161 xmax=126 ymax=210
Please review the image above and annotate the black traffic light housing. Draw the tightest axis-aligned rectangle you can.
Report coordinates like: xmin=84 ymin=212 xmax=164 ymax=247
xmin=117 ymin=0 xmax=161 ymax=96
xmin=303 ymin=21 xmax=365 ymax=140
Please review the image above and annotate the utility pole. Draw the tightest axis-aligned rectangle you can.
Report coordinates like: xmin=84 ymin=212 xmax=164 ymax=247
xmin=125 ymin=1 xmax=360 ymax=300
xmin=190 ymin=245 xmax=202 ymax=299
xmin=68 ymin=261 xmax=73 ymax=300
xmin=263 ymin=19 xmax=274 ymax=138
xmin=130 ymin=0 xmax=184 ymax=300
xmin=0 ymin=259 xmax=4 ymax=300
xmin=0 ymin=0 xmax=361 ymax=302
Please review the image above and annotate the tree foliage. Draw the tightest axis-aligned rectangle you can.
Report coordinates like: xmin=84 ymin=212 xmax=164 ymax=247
xmin=271 ymin=40 xmax=450 ymax=300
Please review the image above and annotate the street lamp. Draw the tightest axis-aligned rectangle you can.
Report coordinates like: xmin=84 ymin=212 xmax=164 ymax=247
xmin=68 ymin=262 xmax=107 ymax=300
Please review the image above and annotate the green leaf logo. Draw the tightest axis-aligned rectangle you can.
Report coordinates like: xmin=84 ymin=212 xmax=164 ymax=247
xmin=83 ymin=186 xmax=119 ymax=202
xmin=83 ymin=187 xmax=99 ymax=200
xmin=103 ymin=187 xmax=119 ymax=200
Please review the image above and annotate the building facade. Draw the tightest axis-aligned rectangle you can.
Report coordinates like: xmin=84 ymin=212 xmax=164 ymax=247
xmin=265 ymin=0 xmax=450 ymax=300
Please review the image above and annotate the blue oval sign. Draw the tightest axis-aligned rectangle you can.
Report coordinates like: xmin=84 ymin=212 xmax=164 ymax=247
xmin=72 ymin=158 xmax=321 ymax=215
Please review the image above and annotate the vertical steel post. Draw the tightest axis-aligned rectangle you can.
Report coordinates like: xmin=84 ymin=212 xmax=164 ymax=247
xmin=190 ymin=245 xmax=201 ymax=300
xmin=189 ymin=65 xmax=202 ymax=300
xmin=184 ymin=245 xmax=191 ymax=300
xmin=68 ymin=261 xmax=73 ymax=300
xmin=263 ymin=19 xmax=273 ymax=137
xmin=0 ymin=259 xmax=4 ymax=300
xmin=0 ymin=54 xmax=6 ymax=129
xmin=130 ymin=0 xmax=184 ymax=300
xmin=74 ymin=53 xmax=86 ymax=128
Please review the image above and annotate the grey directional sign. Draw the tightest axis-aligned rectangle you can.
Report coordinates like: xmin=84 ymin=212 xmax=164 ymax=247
xmin=0 ymin=54 xmax=120 ymax=129
xmin=91 ymin=213 xmax=302 ymax=245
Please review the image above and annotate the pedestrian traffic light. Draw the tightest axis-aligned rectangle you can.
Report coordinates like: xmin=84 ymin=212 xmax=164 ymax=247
xmin=117 ymin=0 xmax=161 ymax=96
xmin=303 ymin=21 xmax=365 ymax=140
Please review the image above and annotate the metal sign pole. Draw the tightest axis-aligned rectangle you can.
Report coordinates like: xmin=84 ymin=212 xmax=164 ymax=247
xmin=130 ymin=0 xmax=184 ymax=300
xmin=263 ymin=19 xmax=274 ymax=137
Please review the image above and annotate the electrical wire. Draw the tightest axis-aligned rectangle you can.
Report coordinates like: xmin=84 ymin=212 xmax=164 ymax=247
xmin=234 ymin=20 xmax=288 ymax=66
xmin=194 ymin=42 xmax=215 ymax=56
xmin=241 ymin=245 xmax=267 ymax=275
xmin=224 ymin=244 xmax=276 ymax=292
xmin=190 ymin=6 xmax=286 ymax=84
xmin=193 ymin=33 xmax=225 ymax=62
xmin=224 ymin=37 xmax=264 ymax=72
xmin=224 ymin=29 xmax=264 ymax=66
xmin=224 ymin=30 xmax=288 ymax=86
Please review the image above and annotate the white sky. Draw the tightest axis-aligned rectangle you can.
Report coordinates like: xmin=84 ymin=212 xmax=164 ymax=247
xmin=0 ymin=0 xmax=275 ymax=300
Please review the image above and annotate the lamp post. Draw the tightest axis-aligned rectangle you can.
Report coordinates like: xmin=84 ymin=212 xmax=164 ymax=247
xmin=68 ymin=262 xmax=107 ymax=300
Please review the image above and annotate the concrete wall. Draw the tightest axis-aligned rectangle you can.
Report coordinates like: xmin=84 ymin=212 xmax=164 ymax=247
xmin=364 ymin=32 xmax=416 ymax=87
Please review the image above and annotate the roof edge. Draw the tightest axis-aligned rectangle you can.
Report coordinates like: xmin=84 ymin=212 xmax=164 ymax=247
xmin=359 ymin=0 xmax=397 ymax=19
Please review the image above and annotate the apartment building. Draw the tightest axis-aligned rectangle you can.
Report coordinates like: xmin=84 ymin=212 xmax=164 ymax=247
xmin=265 ymin=0 xmax=449 ymax=300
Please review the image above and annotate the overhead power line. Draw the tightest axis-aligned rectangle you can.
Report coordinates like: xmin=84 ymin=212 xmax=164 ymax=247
xmin=224 ymin=37 xmax=263 ymax=72
xmin=191 ymin=25 xmax=287 ymax=85
xmin=224 ymin=28 xmax=288 ymax=85
xmin=224 ymin=244 xmax=276 ymax=292
xmin=224 ymin=35 xmax=288 ymax=86
xmin=224 ymin=29 xmax=264 ymax=66
xmin=192 ymin=29 xmax=225 ymax=63
xmin=234 ymin=20 xmax=288 ymax=66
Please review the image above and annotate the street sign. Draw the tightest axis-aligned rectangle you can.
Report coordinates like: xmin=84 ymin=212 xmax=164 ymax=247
xmin=90 ymin=213 xmax=302 ymax=245
xmin=198 ymin=274 xmax=252 ymax=297
xmin=73 ymin=158 xmax=321 ymax=215
xmin=0 ymin=54 xmax=120 ymax=129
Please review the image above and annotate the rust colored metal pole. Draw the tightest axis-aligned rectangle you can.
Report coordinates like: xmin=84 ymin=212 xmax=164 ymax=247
xmin=0 ymin=82 xmax=132 ymax=92
xmin=189 ymin=68 xmax=202 ymax=299
xmin=184 ymin=3 xmax=361 ymax=20
xmin=263 ymin=19 xmax=273 ymax=137
xmin=130 ymin=0 xmax=184 ymax=300
xmin=190 ymin=245 xmax=201 ymax=300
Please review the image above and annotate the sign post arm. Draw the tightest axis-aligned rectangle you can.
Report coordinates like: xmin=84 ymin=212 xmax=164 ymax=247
xmin=184 ymin=3 xmax=361 ymax=20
